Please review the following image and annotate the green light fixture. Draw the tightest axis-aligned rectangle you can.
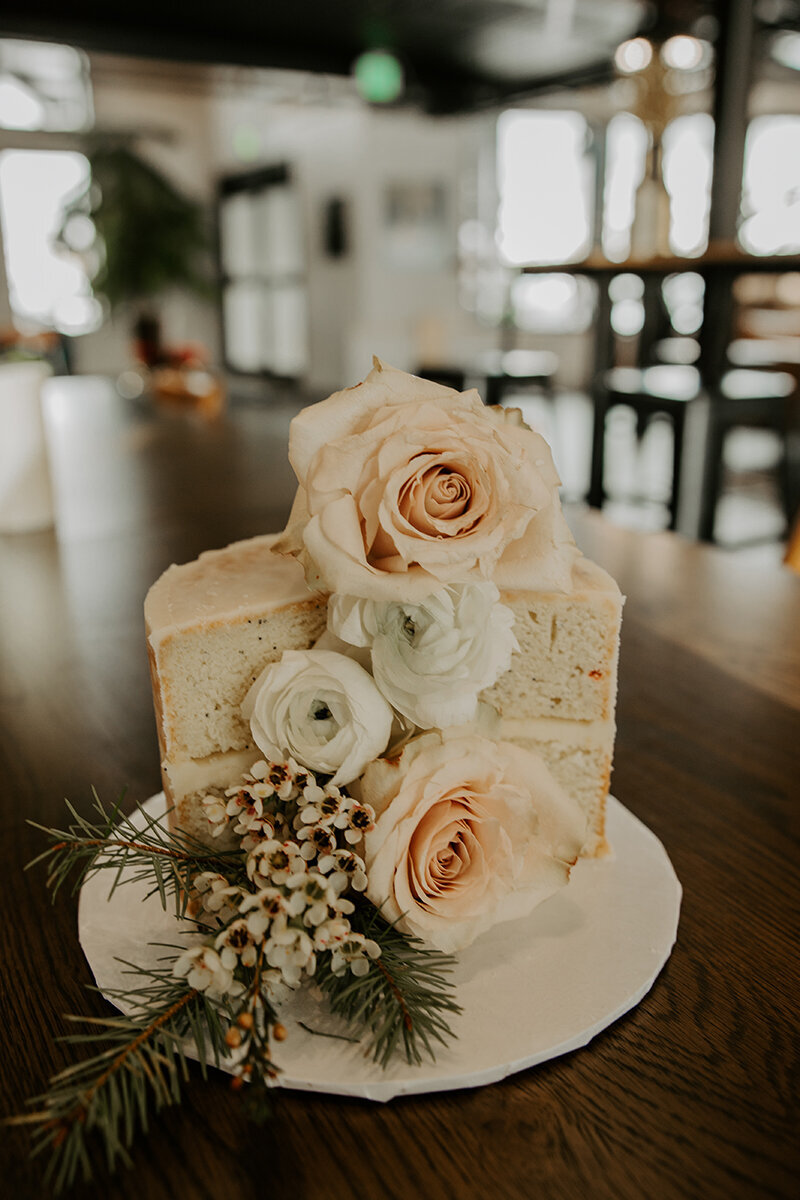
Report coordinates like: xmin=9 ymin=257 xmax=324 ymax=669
xmin=353 ymin=48 xmax=404 ymax=104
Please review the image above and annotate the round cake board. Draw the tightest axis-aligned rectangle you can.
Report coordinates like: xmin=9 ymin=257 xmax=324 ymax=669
xmin=78 ymin=793 xmax=681 ymax=1102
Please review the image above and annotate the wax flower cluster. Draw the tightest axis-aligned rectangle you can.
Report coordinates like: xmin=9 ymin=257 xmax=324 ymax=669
xmin=174 ymin=759 xmax=380 ymax=1004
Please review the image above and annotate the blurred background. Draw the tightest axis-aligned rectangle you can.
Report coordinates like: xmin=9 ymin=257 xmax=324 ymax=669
xmin=0 ymin=0 xmax=799 ymax=564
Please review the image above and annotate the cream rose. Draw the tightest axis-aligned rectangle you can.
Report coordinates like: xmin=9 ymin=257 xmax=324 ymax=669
xmin=273 ymin=359 xmax=579 ymax=601
xmin=328 ymin=583 xmax=517 ymax=729
xmin=242 ymin=649 xmax=393 ymax=786
xmin=360 ymin=731 xmax=585 ymax=953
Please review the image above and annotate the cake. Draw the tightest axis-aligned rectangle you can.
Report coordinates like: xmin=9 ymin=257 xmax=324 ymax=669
xmin=146 ymin=361 xmax=622 ymax=862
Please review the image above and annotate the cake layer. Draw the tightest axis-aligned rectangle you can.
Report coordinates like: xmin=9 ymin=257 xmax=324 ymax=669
xmin=145 ymin=535 xmax=327 ymax=761
xmin=162 ymin=749 xmax=256 ymax=847
xmin=163 ymin=716 xmax=613 ymax=857
xmin=497 ymin=717 xmax=614 ymax=856
xmin=483 ymin=558 xmax=622 ymax=723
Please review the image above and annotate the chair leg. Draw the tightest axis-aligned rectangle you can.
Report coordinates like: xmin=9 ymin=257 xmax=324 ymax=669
xmin=484 ymin=376 xmax=502 ymax=406
xmin=668 ymin=408 xmax=686 ymax=532
xmin=588 ymin=394 xmax=609 ymax=510
xmin=698 ymin=423 xmax=725 ymax=543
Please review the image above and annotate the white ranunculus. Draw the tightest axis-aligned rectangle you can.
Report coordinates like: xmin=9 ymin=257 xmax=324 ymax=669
xmin=327 ymin=582 xmax=518 ymax=729
xmin=241 ymin=649 xmax=393 ymax=786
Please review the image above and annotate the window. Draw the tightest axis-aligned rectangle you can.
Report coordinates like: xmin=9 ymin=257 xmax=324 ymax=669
xmin=218 ymin=165 xmax=309 ymax=377
xmin=0 ymin=150 xmax=102 ymax=334
xmin=496 ymin=110 xmax=594 ymax=266
xmin=662 ymin=113 xmax=713 ymax=256
xmin=0 ymin=40 xmax=98 ymax=335
xmin=493 ymin=110 xmax=595 ymax=332
xmin=740 ymin=115 xmax=800 ymax=255
xmin=0 ymin=39 xmax=92 ymax=132
xmin=602 ymin=112 xmax=648 ymax=261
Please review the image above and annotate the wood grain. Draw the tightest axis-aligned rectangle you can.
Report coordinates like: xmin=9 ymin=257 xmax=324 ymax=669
xmin=1 ymin=379 xmax=798 ymax=1199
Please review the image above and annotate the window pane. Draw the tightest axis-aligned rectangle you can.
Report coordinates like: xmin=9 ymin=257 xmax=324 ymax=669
xmin=223 ymin=281 xmax=263 ymax=372
xmin=662 ymin=113 xmax=713 ymax=256
xmin=269 ymin=284 xmax=308 ymax=375
xmin=739 ymin=115 xmax=800 ymax=255
xmin=0 ymin=39 xmax=93 ymax=132
xmin=497 ymin=110 xmax=593 ymax=265
xmin=0 ymin=149 xmax=101 ymax=333
xmin=602 ymin=112 xmax=648 ymax=261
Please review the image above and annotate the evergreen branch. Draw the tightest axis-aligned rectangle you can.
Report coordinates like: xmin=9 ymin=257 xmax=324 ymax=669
xmin=15 ymin=773 xmax=466 ymax=1191
xmin=27 ymin=791 xmax=243 ymax=916
xmin=315 ymin=903 xmax=462 ymax=1068
xmin=8 ymin=966 xmax=229 ymax=1195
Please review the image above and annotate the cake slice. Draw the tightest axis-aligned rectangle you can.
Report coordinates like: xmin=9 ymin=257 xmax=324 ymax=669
xmin=146 ymin=535 xmax=621 ymax=855
xmin=145 ymin=533 xmax=327 ymax=841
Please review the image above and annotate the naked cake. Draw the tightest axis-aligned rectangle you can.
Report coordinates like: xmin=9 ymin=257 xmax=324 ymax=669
xmin=145 ymin=361 xmax=622 ymax=859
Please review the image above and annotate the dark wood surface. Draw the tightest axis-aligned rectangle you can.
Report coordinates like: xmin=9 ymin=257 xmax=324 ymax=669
xmin=1 ymin=378 xmax=799 ymax=1200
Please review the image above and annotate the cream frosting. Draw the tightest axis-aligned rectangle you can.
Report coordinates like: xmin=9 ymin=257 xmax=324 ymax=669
xmin=145 ymin=533 xmax=317 ymax=640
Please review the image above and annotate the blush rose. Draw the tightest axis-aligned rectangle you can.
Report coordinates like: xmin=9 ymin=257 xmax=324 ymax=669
xmin=359 ymin=730 xmax=586 ymax=953
xmin=274 ymin=359 xmax=578 ymax=601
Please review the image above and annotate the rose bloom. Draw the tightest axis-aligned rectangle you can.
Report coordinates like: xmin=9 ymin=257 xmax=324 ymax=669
xmin=274 ymin=359 xmax=579 ymax=601
xmin=359 ymin=730 xmax=586 ymax=953
xmin=242 ymin=649 xmax=393 ymax=786
xmin=328 ymin=582 xmax=517 ymax=729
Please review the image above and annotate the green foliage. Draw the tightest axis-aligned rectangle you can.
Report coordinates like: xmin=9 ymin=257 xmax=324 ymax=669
xmin=9 ymin=968 xmax=228 ymax=1195
xmin=12 ymin=793 xmax=462 ymax=1190
xmin=59 ymin=145 xmax=212 ymax=309
xmin=317 ymin=903 xmax=462 ymax=1068
xmin=27 ymin=789 xmax=244 ymax=917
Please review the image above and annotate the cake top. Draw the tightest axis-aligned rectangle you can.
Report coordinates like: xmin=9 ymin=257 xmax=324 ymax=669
xmin=145 ymin=533 xmax=316 ymax=639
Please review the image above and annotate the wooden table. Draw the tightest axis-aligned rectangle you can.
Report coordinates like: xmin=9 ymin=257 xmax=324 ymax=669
xmin=1 ymin=379 xmax=799 ymax=1200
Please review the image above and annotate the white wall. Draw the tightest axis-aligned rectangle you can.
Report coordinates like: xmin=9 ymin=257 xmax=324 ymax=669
xmin=210 ymin=87 xmax=596 ymax=392
xmin=71 ymin=57 xmax=595 ymax=392
xmin=210 ymin=90 xmax=506 ymax=391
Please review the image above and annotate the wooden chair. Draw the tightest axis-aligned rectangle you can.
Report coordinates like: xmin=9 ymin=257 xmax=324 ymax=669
xmin=588 ymin=365 xmax=796 ymax=540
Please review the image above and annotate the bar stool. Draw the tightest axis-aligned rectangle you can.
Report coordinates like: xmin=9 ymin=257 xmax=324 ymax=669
xmin=697 ymin=368 xmax=796 ymax=542
xmin=588 ymin=365 xmax=701 ymax=530
xmin=475 ymin=349 xmax=559 ymax=406
xmin=416 ymin=365 xmax=467 ymax=391
xmin=589 ymin=364 xmax=797 ymax=540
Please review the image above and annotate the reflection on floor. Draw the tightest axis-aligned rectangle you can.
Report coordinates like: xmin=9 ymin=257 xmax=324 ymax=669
xmin=501 ymin=389 xmax=789 ymax=570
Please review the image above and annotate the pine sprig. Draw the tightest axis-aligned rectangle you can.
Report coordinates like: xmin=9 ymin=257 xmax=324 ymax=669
xmin=8 ymin=966 xmax=229 ymax=1195
xmin=15 ymin=777 xmax=465 ymax=1191
xmin=316 ymin=903 xmax=462 ymax=1068
xmin=27 ymin=790 xmax=244 ymax=916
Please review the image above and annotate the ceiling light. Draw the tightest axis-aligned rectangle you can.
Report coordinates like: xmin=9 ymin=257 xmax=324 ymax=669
xmin=352 ymin=50 xmax=404 ymax=104
xmin=614 ymin=38 xmax=653 ymax=74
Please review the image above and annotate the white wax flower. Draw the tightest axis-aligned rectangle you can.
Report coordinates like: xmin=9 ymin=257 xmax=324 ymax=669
xmin=328 ymin=582 xmax=517 ymax=729
xmin=242 ymin=649 xmax=393 ymax=786
xmin=172 ymin=945 xmax=241 ymax=999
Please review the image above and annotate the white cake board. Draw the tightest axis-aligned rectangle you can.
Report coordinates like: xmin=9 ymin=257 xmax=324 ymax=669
xmin=78 ymin=793 xmax=681 ymax=1102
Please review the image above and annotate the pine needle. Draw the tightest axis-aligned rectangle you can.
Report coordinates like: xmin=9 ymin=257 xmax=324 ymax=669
xmin=316 ymin=905 xmax=462 ymax=1068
